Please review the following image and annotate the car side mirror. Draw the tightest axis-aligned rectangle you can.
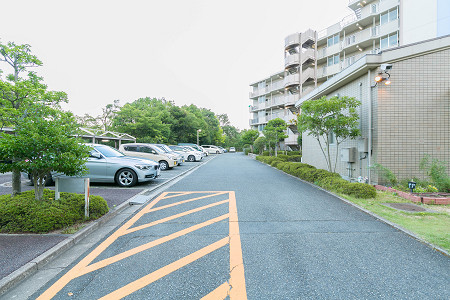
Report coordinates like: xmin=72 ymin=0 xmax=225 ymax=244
xmin=90 ymin=152 xmax=102 ymax=159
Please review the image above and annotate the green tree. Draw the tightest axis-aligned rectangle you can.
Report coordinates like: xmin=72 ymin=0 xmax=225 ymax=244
xmin=263 ymin=118 xmax=288 ymax=156
xmin=0 ymin=41 xmax=67 ymax=195
xmin=253 ymin=136 xmax=266 ymax=154
xmin=0 ymin=104 xmax=90 ymax=200
xmin=241 ymin=129 xmax=259 ymax=152
xmin=298 ymin=95 xmax=360 ymax=172
xmin=222 ymin=125 xmax=241 ymax=148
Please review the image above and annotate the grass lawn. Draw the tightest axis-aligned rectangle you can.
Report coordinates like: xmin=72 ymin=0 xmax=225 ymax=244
xmin=341 ymin=190 xmax=450 ymax=253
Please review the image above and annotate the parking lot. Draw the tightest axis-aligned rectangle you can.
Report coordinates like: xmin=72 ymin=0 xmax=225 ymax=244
xmin=0 ymin=155 xmax=216 ymax=208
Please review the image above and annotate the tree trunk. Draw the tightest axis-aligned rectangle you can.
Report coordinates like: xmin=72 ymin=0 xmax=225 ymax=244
xmin=11 ymin=168 xmax=21 ymax=196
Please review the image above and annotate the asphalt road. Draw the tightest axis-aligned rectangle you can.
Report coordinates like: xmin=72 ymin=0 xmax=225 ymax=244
xmin=3 ymin=153 xmax=449 ymax=299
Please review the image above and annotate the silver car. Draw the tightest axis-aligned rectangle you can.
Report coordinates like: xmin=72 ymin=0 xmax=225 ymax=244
xmin=86 ymin=144 xmax=160 ymax=187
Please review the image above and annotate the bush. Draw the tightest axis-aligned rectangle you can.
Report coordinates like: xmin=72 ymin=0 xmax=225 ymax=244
xmin=342 ymin=182 xmax=377 ymax=198
xmin=317 ymin=176 xmax=350 ymax=193
xmin=286 ymin=151 xmax=301 ymax=156
xmin=244 ymin=148 xmax=251 ymax=155
xmin=0 ymin=189 xmax=109 ymax=233
xmin=262 ymin=151 xmax=270 ymax=156
xmin=420 ymin=155 xmax=450 ymax=192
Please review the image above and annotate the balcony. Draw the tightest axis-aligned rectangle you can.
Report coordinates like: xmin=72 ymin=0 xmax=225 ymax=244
xmin=379 ymin=19 xmax=399 ymax=37
xmin=301 ymin=29 xmax=315 ymax=48
xmin=284 ymin=54 xmax=300 ymax=69
xmin=301 ymin=67 xmax=315 ymax=85
xmin=285 ymin=94 xmax=299 ymax=106
xmin=285 ymin=135 xmax=299 ymax=146
xmin=285 ymin=33 xmax=300 ymax=49
xmin=284 ymin=73 xmax=300 ymax=88
xmin=301 ymin=48 xmax=315 ymax=67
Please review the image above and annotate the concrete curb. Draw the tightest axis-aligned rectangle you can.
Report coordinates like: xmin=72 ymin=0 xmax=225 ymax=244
xmin=254 ymin=159 xmax=449 ymax=257
xmin=0 ymin=156 xmax=216 ymax=296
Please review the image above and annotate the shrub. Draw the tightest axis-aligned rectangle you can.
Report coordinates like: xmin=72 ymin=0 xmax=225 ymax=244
xmin=317 ymin=176 xmax=350 ymax=193
xmin=262 ymin=151 xmax=270 ymax=156
xmin=371 ymin=163 xmax=398 ymax=186
xmin=244 ymin=148 xmax=251 ymax=155
xmin=342 ymin=182 xmax=377 ymax=198
xmin=286 ymin=151 xmax=301 ymax=156
xmin=419 ymin=154 xmax=450 ymax=192
xmin=276 ymin=154 xmax=289 ymax=162
xmin=287 ymin=155 xmax=302 ymax=162
xmin=0 ymin=189 xmax=109 ymax=233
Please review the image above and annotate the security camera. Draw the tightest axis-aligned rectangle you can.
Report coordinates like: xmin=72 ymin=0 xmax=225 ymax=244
xmin=381 ymin=64 xmax=392 ymax=72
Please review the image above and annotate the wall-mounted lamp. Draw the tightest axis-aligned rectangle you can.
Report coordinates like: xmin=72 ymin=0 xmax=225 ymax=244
xmin=373 ymin=64 xmax=392 ymax=87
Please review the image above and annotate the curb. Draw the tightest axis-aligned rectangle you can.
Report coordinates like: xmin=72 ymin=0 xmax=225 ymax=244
xmin=0 ymin=156 xmax=216 ymax=296
xmin=254 ymin=159 xmax=449 ymax=257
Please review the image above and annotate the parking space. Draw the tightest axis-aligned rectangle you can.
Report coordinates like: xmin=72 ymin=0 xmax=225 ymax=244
xmin=0 ymin=155 xmax=216 ymax=208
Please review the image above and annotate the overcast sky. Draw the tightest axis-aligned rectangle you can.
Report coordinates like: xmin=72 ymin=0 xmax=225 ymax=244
xmin=0 ymin=0 xmax=352 ymax=130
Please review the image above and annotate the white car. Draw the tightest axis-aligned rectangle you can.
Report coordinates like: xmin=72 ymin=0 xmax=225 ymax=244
xmin=229 ymin=147 xmax=236 ymax=152
xmin=169 ymin=145 xmax=202 ymax=162
xmin=119 ymin=143 xmax=178 ymax=171
xmin=201 ymin=145 xmax=224 ymax=154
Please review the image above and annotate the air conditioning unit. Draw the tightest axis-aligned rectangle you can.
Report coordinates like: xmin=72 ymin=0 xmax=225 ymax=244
xmin=341 ymin=147 xmax=357 ymax=163
xmin=358 ymin=138 xmax=368 ymax=153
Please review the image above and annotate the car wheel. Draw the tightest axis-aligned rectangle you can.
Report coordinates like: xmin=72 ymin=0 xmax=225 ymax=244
xmin=216 ymin=151 xmax=219 ymax=154
xmin=159 ymin=160 xmax=169 ymax=171
xmin=115 ymin=168 xmax=138 ymax=187
xmin=188 ymin=155 xmax=195 ymax=162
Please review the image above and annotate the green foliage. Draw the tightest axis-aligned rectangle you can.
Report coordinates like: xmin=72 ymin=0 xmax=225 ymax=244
xmin=241 ymin=129 xmax=259 ymax=146
xmin=0 ymin=189 xmax=109 ymax=233
xmin=263 ymin=118 xmax=288 ymax=155
xmin=253 ymin=136 xmax=266 ymax=154
xmin=298 ymin=95 xmax=361 ymax=172
xmin=262 ymin=151 xmax=270 ymax=156
xmin=371 ymin=163 xmax=398 ymax=186
xmin=286 ymin=151 xmax=301 ymax=156
xmin=256 ymin=157 xmax=376 ymax=199
xmin=419 ymin=154 xmax=450 ymax=192
xmin=0 ymin=105 xmax=90 ymax=200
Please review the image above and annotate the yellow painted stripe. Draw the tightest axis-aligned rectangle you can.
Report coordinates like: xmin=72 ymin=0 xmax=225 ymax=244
xmin=98 ymin=237 xmax=230 ymax=300
xmin=124 ymin=199 xmax=229 ymax=235
xmin=228 ymin=191 xmax=248 ymax=300
xmin=148 ymin=192 xmax=228 ymax=213
xmin=36 ymin=192 xmax=169 ymax=300
xmin=201 ymin=282 xmax=230 ymax=300
xmin=79 ymin=214 xmax=229 ymax=276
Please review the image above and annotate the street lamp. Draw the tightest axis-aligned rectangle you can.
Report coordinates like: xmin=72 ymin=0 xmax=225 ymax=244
xmin=197 ymin=129 xmax=201 ymax=145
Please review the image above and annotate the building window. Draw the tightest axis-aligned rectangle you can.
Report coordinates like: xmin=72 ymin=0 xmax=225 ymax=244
xmin=371 ymin=4 xmax=378 ymax=13
xmin=381 ymin=32 xmax=398 ymax=49
xmin=327 ymin=34 xmax=340 ymax=47
xmin=380 ymin=36 xmax=388 ymax=49
xmin=328 ymin=131 xmax=335 ymax=145
xmin=389 ymin=32 xmax=398 ymax=47
xmin=389 ymin=7 xmax=398 ymax=22
xmin=328 ymin=54 xmax=340 ymax=66
xmin=380 ymin=12 xmax=388 ymax=25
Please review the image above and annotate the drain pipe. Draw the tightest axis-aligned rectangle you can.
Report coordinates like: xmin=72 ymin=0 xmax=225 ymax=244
xmin=368 ymin=69 xmax=372 ymax=184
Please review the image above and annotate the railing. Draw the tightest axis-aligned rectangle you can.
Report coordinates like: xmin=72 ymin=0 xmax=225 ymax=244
xmin=285 ymin=33 xmax=300 ymax=48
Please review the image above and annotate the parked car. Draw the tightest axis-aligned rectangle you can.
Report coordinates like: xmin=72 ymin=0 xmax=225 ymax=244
xmin=229 ymin=147 xmax=236 ymax=152
xmin=218 ymin=146 xmax=227 ymax=153
xmin=178 ymin=143 xmax=207 ymax=157
xmin=25 ymin=144 xmax=161 ymax=187
xmin=168 ymin=145 xmax=202 ymax=162
xmin=154 ymin=144 xmax=185 ymax=165
xmin=201 ymin=145 xmax=224 ymax=154
xmin=198 ymin=146 xmax=209 ymax=157
xmin=119 ymin=143 xmax=178 ymax=171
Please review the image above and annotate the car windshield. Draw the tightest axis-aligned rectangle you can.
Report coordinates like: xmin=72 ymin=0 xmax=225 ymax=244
xmin=152 ymin=145 xmax=166 ymax=153
xmin=158 ymin=145 xmax=175 ymax=153
xmin=170 ymin=145 xmax=184 ymax=151
xmin=94 ymin=145 xmax=125 ymax=157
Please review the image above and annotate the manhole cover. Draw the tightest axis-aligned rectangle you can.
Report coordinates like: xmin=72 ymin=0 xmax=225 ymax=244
xmin=382 ymin=203 xmax=429 ymax=212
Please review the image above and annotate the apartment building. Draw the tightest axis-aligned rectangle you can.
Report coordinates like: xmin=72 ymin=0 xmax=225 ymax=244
xmin=249 ymin=0 xmax=449 ymax=151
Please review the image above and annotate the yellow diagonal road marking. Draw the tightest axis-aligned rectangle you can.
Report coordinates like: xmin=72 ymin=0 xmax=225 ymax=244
xmin=79 ymin=214 xmax=229 ymax=276
xmin=201 ymin=282 xmax=231 ymax=300
xmin=98 ymin=237 xmax=229 ymax=300
xmin=149 ymin=191 xmax=228 ymax=213
xmin=124 ymin=199 xmax=229 ymax=235
xmin=37 ymin=191 xmax=247 ymax=299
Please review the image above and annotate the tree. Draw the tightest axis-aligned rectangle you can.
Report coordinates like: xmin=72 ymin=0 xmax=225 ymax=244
xmin=298 ymin=95 xmax=360 ymax=172
xmin=0 ymin=41 xmax=67 ymax=195
xmin=263 ymin=118 xmax=288 ymax=156
xmin=241 ymin=129 xmax=259 ymax=152
xmin=253 ymin=136 xmax=266 ymax=154
xmin=0 ymin=104 xmax=90 ymax=200
xmin=217 ymin=113 xmax=230 ymax=126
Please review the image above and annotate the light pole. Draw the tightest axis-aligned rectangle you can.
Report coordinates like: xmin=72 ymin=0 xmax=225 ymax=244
xmin=197 ymin=129 xmax=201 ymax=145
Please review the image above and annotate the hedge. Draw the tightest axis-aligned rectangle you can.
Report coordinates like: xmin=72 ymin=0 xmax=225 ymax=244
xmin=0 ymin=189 xmax=109 ymax=233
xmin=256 ymin=156 xmax=376 ymax=199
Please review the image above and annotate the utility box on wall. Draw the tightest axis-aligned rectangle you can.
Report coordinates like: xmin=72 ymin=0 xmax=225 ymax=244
xmin=358 ymin=138 xmax=368 ymax=153
xmin=341 ymin=147 xmax=357 ymax=163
